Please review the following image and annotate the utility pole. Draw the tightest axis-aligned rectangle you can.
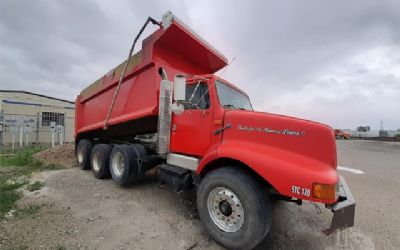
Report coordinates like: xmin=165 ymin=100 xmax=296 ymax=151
xmin=379 ymin=119 xmax=385 ymax=137
xmin=0 ymin=110 xmax=3 ymax=147
xmin=36 ymin=112 xmax=40 ymax=144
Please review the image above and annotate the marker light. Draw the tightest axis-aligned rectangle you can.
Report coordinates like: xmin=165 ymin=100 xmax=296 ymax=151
xmin=312 ymin=183 xmax=337 ymax=200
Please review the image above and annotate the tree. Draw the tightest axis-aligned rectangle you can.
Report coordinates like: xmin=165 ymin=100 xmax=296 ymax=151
xmin=356 ymin=126 xmax=370 ymax=132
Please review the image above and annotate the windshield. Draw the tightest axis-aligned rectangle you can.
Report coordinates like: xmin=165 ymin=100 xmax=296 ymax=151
xmin=215 ymin=81 xmax=253 ymax=110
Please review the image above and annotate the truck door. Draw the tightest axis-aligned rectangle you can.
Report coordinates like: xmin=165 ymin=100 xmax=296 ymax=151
xmin=169 ymin=81 xmax=213 ymax=156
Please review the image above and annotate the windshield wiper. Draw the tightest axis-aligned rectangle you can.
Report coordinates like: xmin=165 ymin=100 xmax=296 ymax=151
xmin=223 ymin=104 xmax=237 ymax=109
xmin=188 ymin=81 xmax=201 ymax=103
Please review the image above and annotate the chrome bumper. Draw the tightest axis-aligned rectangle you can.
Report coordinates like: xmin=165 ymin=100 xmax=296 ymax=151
xmin=324 ymin=175 xmax=355 ymax=234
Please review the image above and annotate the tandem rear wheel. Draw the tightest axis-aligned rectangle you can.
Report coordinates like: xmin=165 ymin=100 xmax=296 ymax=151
xmin=109 ymin=144 xmax=147 ymax=186
xmin=76 ymin=139 xmax=93 ymax=170
xmin=90 ymin=144 xmax=112 ymax=179
xmin=77 ymin=140 xmax=148 ymax=186
xmin=197 ymin=167 xmax=272 ymax=250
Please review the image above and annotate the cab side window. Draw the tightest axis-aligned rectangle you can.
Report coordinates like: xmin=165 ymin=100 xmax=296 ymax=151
xmin=184 ymin=83 xmax=210 ymax=110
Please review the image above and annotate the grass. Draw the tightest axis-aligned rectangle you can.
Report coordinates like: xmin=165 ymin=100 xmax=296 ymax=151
xmin=56 ymin=245 xmax=67 ymax=250
xmin=0 ymin=186 xmax=22 ymax=216
xmin=0 ymin=146 xmax=45 ymax=167
xmin=26 ymin=180 xmax=45 ymax=192
xmin=14 ymin=204 xmax=42 ymax=218
xmin=0 ymin=145 xmax=61 ymax=219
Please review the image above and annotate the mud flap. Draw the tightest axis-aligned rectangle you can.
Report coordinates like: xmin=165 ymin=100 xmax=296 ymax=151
xmin=324 ymin=175 xmax=355 ymax=235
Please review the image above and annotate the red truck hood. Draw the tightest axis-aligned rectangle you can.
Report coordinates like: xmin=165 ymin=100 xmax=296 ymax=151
xmin=222 ymin=110 xmax=337 ymax=169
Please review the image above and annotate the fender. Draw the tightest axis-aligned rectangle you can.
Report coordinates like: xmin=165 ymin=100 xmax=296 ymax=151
xmin=197 ymin=143 xmax=220 ymax=172
xmin=197 ymin=141 xmax=338 ymax=204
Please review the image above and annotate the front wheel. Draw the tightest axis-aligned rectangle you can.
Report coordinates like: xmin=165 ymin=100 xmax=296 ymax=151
xmin=197 ymin=167 xmax=271 ymax=250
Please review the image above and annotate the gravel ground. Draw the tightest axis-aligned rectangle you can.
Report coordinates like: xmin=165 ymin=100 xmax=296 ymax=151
xmin=0 ymin=140 xmax=399 ymax=249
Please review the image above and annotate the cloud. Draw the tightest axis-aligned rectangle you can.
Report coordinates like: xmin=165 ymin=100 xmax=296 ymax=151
xmin=0 ymin=0 xmax=399 ymax=129
xmin=266 ymin=46 xmax=400 ymax=129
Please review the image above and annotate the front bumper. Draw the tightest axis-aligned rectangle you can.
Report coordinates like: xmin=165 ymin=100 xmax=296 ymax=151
xmin=324 ymin=175 xmax=355 ymax=234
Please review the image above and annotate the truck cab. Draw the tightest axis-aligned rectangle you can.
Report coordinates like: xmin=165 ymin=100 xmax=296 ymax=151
xmin=169 ymin=76 xmax=250 ymax=156
xmin=166 ymin=73 xmax=342 ymax=204
xmin=155 ymin=72 xmax=355 ymax=248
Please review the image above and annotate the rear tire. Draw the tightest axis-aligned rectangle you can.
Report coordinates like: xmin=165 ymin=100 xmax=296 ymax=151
xmin=197 ymin=167 xmax=271 ymax=250
xmin=91 ymin=144 xmax=112 ymax=179
xmin=130 ymin=143 xmax=146 ymax=157
xmin=76 ymin=139 xmax=93 ymax=170
xmin=109 ymin=145 xmax=141 ymax=186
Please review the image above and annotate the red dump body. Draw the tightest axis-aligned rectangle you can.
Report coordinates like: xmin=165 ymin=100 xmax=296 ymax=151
xmin=75 ymin=18 xmax=227 ymax=138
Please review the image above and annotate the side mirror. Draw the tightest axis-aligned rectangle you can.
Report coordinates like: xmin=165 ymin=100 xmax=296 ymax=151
xmin=173 ymin=74 xmax=186 ymax=101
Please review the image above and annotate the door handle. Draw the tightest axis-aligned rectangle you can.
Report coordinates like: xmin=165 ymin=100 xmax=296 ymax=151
xmin=214 ymin=123 xmax=231 ymax=135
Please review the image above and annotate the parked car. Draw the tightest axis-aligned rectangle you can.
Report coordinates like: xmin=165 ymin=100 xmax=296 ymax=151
xmin=334 ymin=129 xmax=351 ymax=139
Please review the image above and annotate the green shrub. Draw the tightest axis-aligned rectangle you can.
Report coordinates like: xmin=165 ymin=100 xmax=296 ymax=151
xmin=0 ymin=187 xmax=21 ymax=218
xmin=0 ymin=146 xmax=45 ymax=167
xmin=0 ymin=146 xmax=56 ymax=218
xmin=27 ymin=181 xmax=44 ymax=192
xmin=15 ymin=204 xmax=41 ymax=218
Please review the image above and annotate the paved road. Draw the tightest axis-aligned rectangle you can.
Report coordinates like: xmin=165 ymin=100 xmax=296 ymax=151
xmin=258 ymin=139 xmax=400 ymax=249
xmin=1 ymin=140 xmax=399 ymax=249
xmin=335 ymin=140 xmax=400 ymax=249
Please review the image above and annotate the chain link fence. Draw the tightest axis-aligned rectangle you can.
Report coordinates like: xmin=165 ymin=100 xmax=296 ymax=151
xmin=0 ymin=112 xmax=74 ymax=147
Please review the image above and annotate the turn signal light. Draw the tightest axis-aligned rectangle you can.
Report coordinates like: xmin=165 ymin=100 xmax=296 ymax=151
xmin=312 ymin=183 xmax=336 ymax=200
xmin=214 ymin=120 xmax=223 ymax=125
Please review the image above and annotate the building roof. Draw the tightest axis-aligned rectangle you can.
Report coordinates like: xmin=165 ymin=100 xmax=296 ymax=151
xmin=0 ymin=90 xmax=74 ymax=104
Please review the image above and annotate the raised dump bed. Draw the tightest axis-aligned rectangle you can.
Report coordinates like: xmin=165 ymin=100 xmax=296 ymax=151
xmin=75 ymin=12 xmax=227 ymax=141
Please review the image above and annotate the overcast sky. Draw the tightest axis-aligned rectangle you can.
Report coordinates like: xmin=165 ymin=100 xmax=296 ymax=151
xmin=1 ymin=0 xmax=399 ymax=130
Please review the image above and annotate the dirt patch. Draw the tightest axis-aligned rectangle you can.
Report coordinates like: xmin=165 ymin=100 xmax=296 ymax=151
xmin=0 ymin=168 xmax=378 ymax=250
xmin=0 ymin=169 xmax=221 ymax=250
xmin=33 ymin=143 xmax=76 ymax=168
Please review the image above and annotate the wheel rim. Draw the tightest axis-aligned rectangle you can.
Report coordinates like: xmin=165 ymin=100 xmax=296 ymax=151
xmin=207 ymin=187 xmax=244 ymax=232
xmin=92 ymin=152 xmax=101 ymax=172
xmin=77 ymin=147 xmax=84 ymax=164
xmin=111 ymin=151 xmax=125 ymax=177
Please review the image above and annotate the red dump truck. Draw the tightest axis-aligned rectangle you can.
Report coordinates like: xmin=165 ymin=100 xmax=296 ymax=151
xmin=75 ymin=12 xmax=355 ymax=250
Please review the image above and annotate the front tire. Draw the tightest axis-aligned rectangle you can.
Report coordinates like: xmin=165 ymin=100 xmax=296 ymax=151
xmin=197 ymin=167 xmax=271 ymax=250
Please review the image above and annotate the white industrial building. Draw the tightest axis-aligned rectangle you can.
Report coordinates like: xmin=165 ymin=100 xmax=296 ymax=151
xmin=342 ymin=129 xmax=400 ymax=138
xmin=0 ymin=90 xmax=75 ymax=145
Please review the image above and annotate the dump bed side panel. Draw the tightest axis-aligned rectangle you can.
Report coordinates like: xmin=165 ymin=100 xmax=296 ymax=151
xmin=75 ymin=63 xmax=159 ymax=136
